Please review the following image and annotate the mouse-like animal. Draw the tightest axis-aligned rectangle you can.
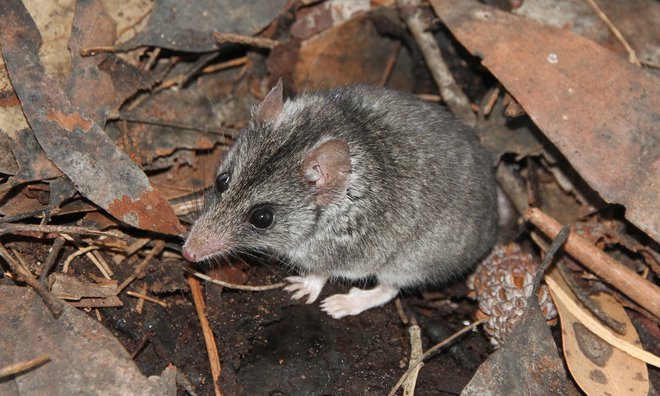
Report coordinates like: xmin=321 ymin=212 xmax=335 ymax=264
xmin=182 ymin=80 xmax=498 ymax=319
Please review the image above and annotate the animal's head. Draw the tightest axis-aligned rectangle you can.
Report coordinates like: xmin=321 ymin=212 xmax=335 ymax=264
xmin=182 ymin=80 xmax=352 ymax=262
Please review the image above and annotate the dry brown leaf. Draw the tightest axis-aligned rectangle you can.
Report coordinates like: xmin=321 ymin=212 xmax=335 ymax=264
xmin=0 ymin=286 xmax=175 ymax=395
xmin=546 ymin=269 xmax=651 ymax=395
xmin=293 ymin=12 xmax=400 ymax=90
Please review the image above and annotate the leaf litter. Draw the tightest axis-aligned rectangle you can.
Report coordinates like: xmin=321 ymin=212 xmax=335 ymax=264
xmin=0 ymin=0 xmax=658 ymax=395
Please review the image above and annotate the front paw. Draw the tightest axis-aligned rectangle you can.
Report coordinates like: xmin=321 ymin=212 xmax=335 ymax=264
xmin=284 ymin=274 xmax=327 ymax=304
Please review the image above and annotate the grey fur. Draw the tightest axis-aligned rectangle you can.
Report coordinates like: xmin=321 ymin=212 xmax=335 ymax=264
xmin=186 ymin=85 xmax=498 ymax=289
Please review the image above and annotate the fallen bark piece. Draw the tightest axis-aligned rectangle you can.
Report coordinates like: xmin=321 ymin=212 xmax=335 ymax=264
xmin=431 ymin=0 xmax=660 ymax=241
xmin=0 ymin=0 xmax=184 ymax=235
xmin=49 ymin=273 xmax=122 ymax=308
xmin=0 ymin=286 xmax=176 ymax=395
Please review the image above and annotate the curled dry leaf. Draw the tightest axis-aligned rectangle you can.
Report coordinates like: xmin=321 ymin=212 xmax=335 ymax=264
xmin=546 ymin=269 xmax=649 ymax=395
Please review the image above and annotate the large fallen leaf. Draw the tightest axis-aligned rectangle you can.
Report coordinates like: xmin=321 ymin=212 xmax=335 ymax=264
xmin=515 ymin=0 xmax=660 ymax=65
xmin=117 ymin=0 xmax=289 ymax=52
xmin=0 ymin=286 xmax=175 ymax=395
xmin=0 ymin=0 xmax=184 ymax=235
xmin=430 ymin=0 xmax=660 ymax=241
xmin=546 ymin=269 xmax=649 ymax=395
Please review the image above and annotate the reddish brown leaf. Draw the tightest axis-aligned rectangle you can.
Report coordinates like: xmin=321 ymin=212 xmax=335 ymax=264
xmin=0 ymin=0 xmax=184 ymax=235
xmin=65 ymin=0 xmax=116 ymax=125
xmin=431 ymin=0 xmax=660 ymax=241
xmin=292 ymin=13 xmax=401 ymax=90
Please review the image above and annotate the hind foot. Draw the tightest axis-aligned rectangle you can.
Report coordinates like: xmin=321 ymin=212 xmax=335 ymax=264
xmin=320 ymin=284 xmax=398 ymax=319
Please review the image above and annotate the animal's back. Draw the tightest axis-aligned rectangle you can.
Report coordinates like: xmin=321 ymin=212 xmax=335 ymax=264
xmin=290 ymin=86 xmax=498 ymax=287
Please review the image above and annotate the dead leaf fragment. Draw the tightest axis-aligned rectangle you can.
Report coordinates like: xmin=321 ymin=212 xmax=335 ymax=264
xmin=462 ymin=299 xmax=569 ymax=395
xmin=49 ymin=273 xmax=117 ymax=300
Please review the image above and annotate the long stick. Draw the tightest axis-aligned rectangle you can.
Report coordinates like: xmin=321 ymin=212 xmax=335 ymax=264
xmin=526 ymin=208 xmax=660 ymax=318
xmin=188 ymin=276 xmax=222 ymax=396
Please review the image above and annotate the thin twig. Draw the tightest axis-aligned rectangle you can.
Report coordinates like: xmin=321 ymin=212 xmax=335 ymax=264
xmin=0 ymin=354 xmax=50 ymax=378
xmin=379 ymin=42 xmax=402 ymax=87
xmin=0 ymin=209 xmax=48 ymax=224
xmin=531 ymin=224 xmax=570 ymax=294
xmin=482 ymin=87 xmax=500 ymax=117
xmin=398 ymin=0 xmax=476 ymax=126
xmin=91 ymin=250 xmax=114 ymax=277
xmin=62 ymin=246 xmax=100 ymax=273
xmin=80 ymin=45 xmax=120 ymax=56
xmin=184 ymin=267 xmax=286 ymax=291
xmin=214 ymin=32 xmax=279 ymax=49
xmin=116 ymin=240 xmax=166 ymax=294
xmin=416 ymin=93 xmax=441 ymax=102
xmin=201 ymin=56 xmax=248 ymax=75
xmin=39 ymin=236 xmax=66 ymax=284
xmin=583 ymin=0 xmax=640 ymax=65
xmin=0 ymin=223 xmax=119 ymax=238
xmin=395 ymin=298 xmax=409 ymax=325
xmin=387 ymin=319 xmax=487 ymax=396
xmin=127 ymin=290 xmax=169 ymax=308
xmin=134 ymin=282 xmax=148 ymax=314
xmin=557 ymin=259 xmax=626 ymax=334
xmin=0 ymin=244 xmax=64 ymax=318
xmin=143 ymin=47 xmax=161 ymax=71
xmin=188 ymin=276 xmax=222 ymax=396
xmin=402 ymin=323 xmax=423 ymax=396
xmin=59 ymin=234 xmax=112 ymax=279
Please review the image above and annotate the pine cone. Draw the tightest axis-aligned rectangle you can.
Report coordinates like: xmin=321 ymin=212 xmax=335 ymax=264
xmin=466 ymin=243 xmax=557 ymax=346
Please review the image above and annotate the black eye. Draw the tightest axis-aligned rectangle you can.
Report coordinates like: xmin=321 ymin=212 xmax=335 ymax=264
xmin=248 ymin=206 xmax=274 ymax=229
xmin=215 ymin=173 xmax=230 ymax=195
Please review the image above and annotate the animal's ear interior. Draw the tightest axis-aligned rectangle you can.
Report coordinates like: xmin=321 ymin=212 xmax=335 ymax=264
xmin=256 ymin=78 xmax=284 ymax=121
xmin=302 ymin=139 xmax=351 ymax=206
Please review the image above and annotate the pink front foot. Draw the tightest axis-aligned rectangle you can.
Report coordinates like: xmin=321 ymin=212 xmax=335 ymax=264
xmin=284 ymin=274 xmax=328 ymax=304
xmin=320 ymin=284 xmax=399 ymax=319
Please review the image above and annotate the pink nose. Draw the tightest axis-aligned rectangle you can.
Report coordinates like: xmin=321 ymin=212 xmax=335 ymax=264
xmin=182 ymin=248 xmax=197 ymax=262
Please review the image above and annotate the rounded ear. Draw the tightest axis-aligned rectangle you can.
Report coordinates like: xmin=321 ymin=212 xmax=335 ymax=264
xmin=302 ymin=139 xmax=351 ymax=206
xmin=256 ymin=78 xmax=284 ymax=122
